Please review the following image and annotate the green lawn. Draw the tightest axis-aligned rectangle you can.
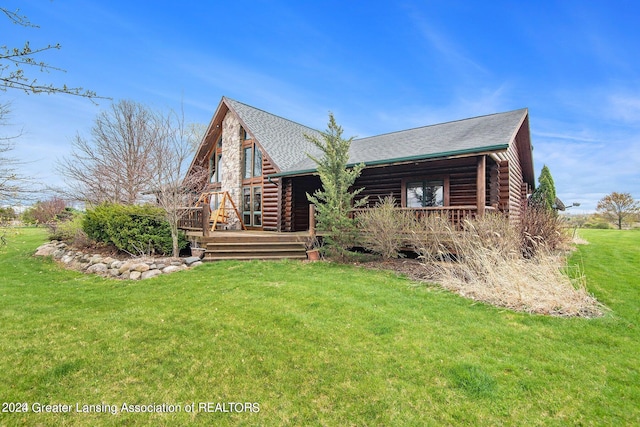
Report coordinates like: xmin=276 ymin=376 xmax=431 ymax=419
xmin=0 ymin=228 xmax=638 ymax=426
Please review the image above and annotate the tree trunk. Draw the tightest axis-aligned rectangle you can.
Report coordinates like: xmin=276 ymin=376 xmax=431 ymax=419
xmin=170 ymin=222 xmax=180 ymax=258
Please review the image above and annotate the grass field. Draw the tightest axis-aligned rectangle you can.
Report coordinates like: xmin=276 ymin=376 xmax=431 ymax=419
xmin=0 ymin=228 xmax=638 ymax=426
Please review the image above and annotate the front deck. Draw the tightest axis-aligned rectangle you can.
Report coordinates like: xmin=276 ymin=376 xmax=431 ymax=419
xmin=179 ymin=205 xmax=497 ymax=261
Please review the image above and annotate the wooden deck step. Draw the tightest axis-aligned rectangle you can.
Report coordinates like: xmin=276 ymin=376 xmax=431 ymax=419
xmin=200 ymin=231 xmax=309 ymax=261
xmin=204 ymin=254 xmax=307 ymax=261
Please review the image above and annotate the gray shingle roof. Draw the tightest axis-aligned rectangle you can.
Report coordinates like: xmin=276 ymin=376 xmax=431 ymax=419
xmin=224 ymin=97 xmax=323 ymax=171
xmin=225 ymin=97 xmax=527 ymax=176
xmin=287 ymin=108 xmax=528 ymax=173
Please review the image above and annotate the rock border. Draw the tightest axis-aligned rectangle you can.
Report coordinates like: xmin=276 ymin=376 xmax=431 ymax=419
xmin=34 ymin=241 xmax=203 ymax=280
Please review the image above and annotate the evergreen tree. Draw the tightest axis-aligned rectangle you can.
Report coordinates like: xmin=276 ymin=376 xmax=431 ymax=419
xmin=306 ymin=113 xmax=366 ymax=259
xmin=531 ymin=164 xmax=557 ymax=211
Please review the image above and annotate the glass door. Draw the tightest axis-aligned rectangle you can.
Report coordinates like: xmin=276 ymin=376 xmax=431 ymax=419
xmin=242 ymin=186 xmax=262 ymax=229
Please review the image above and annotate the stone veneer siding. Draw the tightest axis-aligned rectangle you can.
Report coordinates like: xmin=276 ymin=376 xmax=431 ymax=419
xmin=221 ymin=111 xmax=242 ymax=229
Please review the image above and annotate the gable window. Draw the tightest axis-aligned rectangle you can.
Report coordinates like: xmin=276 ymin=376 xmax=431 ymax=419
xmin=406 ymin=179 xmax=444 ymax=207
xmin=243 ymin=142 xmax=263 ymax=179
xmin=241 ymin=136 xmax=263 ymax=228
xmin=208 ymin=135 xmax=224 ymax=184
xmin=210 ymin=154 xmax=223 ymax=183
xmin=253 ymin=144 xmax=262 ymax=177
xmin=243 ymin=147 xmax=252 ymax=179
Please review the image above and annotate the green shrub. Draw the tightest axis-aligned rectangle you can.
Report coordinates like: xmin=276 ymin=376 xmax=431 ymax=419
xmin=83 ymin=203 xmax=186 ymax=256
xmin=48 ymin=212 xmax=88 ymax=246
xmin=583 ymin=221 xmax=611 ymax=230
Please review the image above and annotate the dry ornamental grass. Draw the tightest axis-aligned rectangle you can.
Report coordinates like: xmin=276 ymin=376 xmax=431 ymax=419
xmin=410 ymin=214 xmax=603 ymax=318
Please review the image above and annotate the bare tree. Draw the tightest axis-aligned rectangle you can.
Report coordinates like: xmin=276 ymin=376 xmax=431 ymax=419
xmin=150 ymin=108 xmax=207 ymax=257
xmin=1 ymin=7 xmax=106 ymax=100
xmin=58 ymin=100 xmax=164 ymax=205
xmin=58 ymin=99 xmax=207 ymax=257
xmin=596 ymin=192 xmax=639 ymax=230
xmin=0 ymin=102 xmax=39 ymax=204
xmin=25 ymin=197 xmax=67 ymax=225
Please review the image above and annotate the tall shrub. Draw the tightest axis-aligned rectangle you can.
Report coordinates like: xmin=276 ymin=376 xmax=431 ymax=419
xmin=83 ymin=203 xmax=186 ymax=256
xmin=520 ymin=203 xmax=567 ymax=257
xmin=357 ymin=196 xmax=413 ymax=259
xmin=306 ymin=113 xmax=366 ymax=259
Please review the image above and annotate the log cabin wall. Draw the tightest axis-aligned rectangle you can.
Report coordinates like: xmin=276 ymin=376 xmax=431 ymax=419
xmin=488 ymin=159 xmax=500 ymax=208
xmin=261 ymin=154 xmax=279 ymax=231
xmin=279 ymin=175 xmax=322 ymax=232
xmin=498 ymin=160 xmax=510 ymax=214
xmin=295 ymin=175 xmax=321 ymax=232
xmin=504 ymin=132 xmax=526 ymax=223
xmin=352 ymin=157 xmax=481 ymax=207
xmin=281 ymin=178 xmax=294 ymax=232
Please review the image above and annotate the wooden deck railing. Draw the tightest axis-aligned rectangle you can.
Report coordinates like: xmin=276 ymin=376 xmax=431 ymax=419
xmin=351 ymin=205 xmax=497 ymax=229
xmin=178 ymin=205 xmax=497 ymax=235
xmin=178 ymin=206 xmax=209 ymax=233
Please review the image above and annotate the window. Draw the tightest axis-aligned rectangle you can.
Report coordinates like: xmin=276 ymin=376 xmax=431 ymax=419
xmin=253 ymin=145 xmax=262 ymax=177
xmin=242 ymin=143 xmax=263 ymax=179
xmin=210 ymin=154 xmax=223 ymax=183
xmin=241 ymin=127 xmax=251 ymax=140
xmin=209 ymin=156 xmax=215 ymax=183
xmin=243 ymin=147 xmax=252 ymax=179
xmin=406 ymin=180 xmax=444 ymax=207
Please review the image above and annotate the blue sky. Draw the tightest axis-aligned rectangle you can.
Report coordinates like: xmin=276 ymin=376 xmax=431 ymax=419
xmin=3 ymin=0 xmax=639 ymax=212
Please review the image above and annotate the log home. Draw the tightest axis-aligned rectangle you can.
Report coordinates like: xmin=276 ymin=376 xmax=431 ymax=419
xmin=182 ymin=97 xmax=534 ymax=256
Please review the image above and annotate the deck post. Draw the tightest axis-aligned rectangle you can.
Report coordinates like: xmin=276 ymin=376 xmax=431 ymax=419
xmin=309 ymin=204 xmax=316 ymax=237
xmin=476 ymin=155 xmax=486 ymax=217
xmin=202 ymin=204 xmax=211 ymax=237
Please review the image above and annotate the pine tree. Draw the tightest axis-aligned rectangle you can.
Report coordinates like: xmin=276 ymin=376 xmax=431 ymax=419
xmin=306 ymin=113 xmax=366 ymax=259
xmin=531 ymin=164 xmax=557 ymax=211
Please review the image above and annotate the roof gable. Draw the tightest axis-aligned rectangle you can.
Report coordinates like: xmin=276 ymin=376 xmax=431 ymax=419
xmin=224 ymin=97 xmax=323 ymax=172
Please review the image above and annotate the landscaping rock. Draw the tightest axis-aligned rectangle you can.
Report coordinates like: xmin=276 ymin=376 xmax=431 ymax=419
xmin=35 ymin=244 xmax=56 ymax=256
xmin=52 ymin=249 xmax=66 ymax=259
xmin=86 ymin=263 xmax=108 ymax=274
xmin=184 ymin=256 xmax=201 ymax=266
xmin=118 ymin=262 xmax=134 ymax=274
xmin=141 ymin=270 xmax=163 ymax=280
xmin=132 ymin=263 xmax=150 ymax=273
xmin=162 ymin=265 xmax=184 ymax=274
xmin=89 ymin=255 xmax=104 ymax=265
xmin=34 ymin=240 xmax=208 ymax=281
